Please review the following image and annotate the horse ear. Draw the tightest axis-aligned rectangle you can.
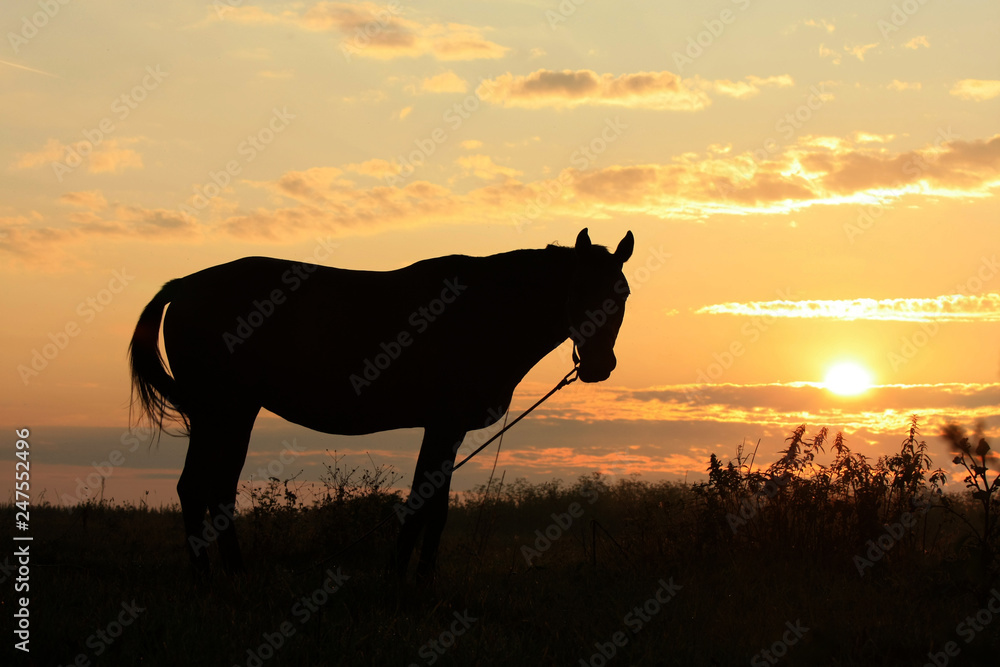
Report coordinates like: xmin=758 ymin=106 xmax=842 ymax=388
xmin=575 ymin=228 xmax=592 ymax=252
xmin=613 ymin=231 xmax=634 ymax=263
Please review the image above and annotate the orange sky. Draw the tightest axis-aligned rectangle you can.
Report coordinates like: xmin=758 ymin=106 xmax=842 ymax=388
xmin=2 ymin=0 xmax=998 ymax=506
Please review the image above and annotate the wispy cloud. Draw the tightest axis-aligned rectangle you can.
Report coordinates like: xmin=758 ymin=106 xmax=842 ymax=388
xmin=845 ymin=42 xmax=879 ymax=61
xmin=515 ymin=379 xmax=1000 ymax=435
xmin=455 ymin=154 xmax=522 ymax=180
xmin=8 ymin=132 xmax=1000 ymax=252
xmin=343 ymin=159 xmax=400 ymax=178
xmin=818 ymin=44 xmax=842 ymax=65
xmin=12 ymin=138 xmax=143 ymax=175
xmin=477 ymin=69 xmax=709 ymax=110
xmin=476 ymin=70 xmax=791 ymax=110
xmin=802 ymin=18 xmax=835 ymax=33
xmin=701 ymin=75 xmax=794 ymax=99
xmin=158 ymin=131 xmax=1000 ymax=238
xmin=950 ymin=79 xmax=1000 ymax=101
xmin=212 ymin=2 xmax=508 ymax=61
xmin=694 ymin=294 xmax=1000 ymax=322
xmin=0 ymin=204 xmax=198 ymax=268
xmin=59 ymin=191 xmax=108 ymax=210
xmin=420 ymin=70 xmax=468 ymax=93
xmin=0 ymin=58 xmax=58 ymax=77
xmin=887 ymin=80 xmax=921 ymax=92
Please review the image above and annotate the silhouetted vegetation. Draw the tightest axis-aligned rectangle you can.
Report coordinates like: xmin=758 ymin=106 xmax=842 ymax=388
xmin=3 ymin=418 xmax=998 ymax=666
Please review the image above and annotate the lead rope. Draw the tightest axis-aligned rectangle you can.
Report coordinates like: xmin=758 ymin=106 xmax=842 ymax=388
xmin=452 ymin=364 xmax=579 ymax=471
xmin=300 ymin=359 xmax=580 ymax=573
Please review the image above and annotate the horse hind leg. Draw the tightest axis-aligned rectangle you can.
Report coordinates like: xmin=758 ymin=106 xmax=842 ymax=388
xmin=177 ymin=404 xmax=259 ymax=575
xmin=177 ymin=444 xmax=211 ymax=574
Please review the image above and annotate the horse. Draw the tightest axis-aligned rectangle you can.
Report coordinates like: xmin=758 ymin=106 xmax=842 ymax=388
xmin=128 ymin=228 xmax=634 ymax=579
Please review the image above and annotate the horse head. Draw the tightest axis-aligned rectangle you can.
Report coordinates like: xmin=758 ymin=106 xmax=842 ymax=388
xmin=567 ymin=228 xmax=634 ymax=383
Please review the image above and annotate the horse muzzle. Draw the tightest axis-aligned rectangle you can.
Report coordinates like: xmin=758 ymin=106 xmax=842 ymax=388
xmin=577 ymin=356 xmax=616 ymax=383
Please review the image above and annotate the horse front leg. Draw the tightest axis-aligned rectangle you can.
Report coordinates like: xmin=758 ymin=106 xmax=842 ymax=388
xmin=396 ymin=425 xmax=466 ymax=580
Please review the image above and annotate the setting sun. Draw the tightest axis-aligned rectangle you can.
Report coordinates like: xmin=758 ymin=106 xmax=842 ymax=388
xmin=823 ymin=362 xmax=874 ymax=396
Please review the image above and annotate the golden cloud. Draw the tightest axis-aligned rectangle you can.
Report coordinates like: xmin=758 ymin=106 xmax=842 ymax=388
xmin=845 ymin=42 xmax=879 ymax=61
xmin=887 ymin=80 xmax=921 ymax=92
xmin=215 ymin=2 xmax=508 ymax=61
xmin=950 ymin=79 xmax=1000 ymax=101
xmin=9 ymin=132 xmax=1000 ymax=254
xmin=803 ymin=19 xmax=835 ymax=33
xmin=476 ymin=69 xmax=713 ymax=110
xmin=512 ymin=378 xmax=1000 ymax=436
xmin=344 ymin=159 xmax=401 ymax=178
xmin=12 ymin=138 xmax=143 ymax=176
xmin=421 ymin=70 xmax=468 ymax=93
xmin=694 ymin=294 xmax=1000 ymax=323
xmin=0 ymin=204 xmax=198 ymax=269
xmin=58 ymin=190 xmax=108 ymax=210
xmin=476 ymin=70 xmax=793 ymax=110
xmin=455 ymin=154 xmax=522 ymax=180
xmin=700 ymin=74 xmax=794 ymax=99
xmin=194 ymin=131 xmax=1000 ymax=239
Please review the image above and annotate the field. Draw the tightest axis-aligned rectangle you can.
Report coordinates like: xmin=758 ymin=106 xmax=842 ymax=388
xmin=3 ymin=418 xmax=999 ymax=667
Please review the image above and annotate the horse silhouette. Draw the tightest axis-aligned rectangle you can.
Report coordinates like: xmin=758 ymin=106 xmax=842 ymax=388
xmin=129 ymin=228 xmax=634 ymax=578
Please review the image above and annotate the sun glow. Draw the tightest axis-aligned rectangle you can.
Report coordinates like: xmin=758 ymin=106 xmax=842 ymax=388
xmin=823 ymin=362 xmax=874 ymax=396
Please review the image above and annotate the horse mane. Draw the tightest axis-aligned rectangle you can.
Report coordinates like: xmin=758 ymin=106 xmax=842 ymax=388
xmin=544 ymin=241 xmax=614 ymax=261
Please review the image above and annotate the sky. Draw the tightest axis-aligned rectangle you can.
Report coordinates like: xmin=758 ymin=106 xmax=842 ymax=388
xmin=1 ymin=0 xmax=998 ymax=507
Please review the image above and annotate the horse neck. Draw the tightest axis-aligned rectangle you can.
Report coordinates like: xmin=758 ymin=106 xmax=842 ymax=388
xmin=502 ymin=246 xmax=574 ymax=350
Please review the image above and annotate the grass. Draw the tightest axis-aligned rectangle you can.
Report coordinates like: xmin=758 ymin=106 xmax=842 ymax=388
xmin=3 ymin=417 xmax=999 ymax=666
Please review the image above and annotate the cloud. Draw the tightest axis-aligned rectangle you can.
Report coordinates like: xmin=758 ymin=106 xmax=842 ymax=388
xmin=477 ymin=69 xmax=709 ymax=110
xmin=343 ymin=159 xmax=401 ymax=178
xmin=904 ymin=35 xmax=929 ymax=49
xmin=0 ymin=203 xmax=198 ymax=269
xmin=460 ymin=140 xmax=483 ymax=150
xmin=455 ymin=154 xmax=522 ymax=180
xmin=561 ymin=132 xmax=1000 ymax=219
xmin=796 ymin=133 xmax=1000 ymax=194
xmin=512 ymin=377 xmax=1000 ymax=437
xmin=88 ymin=141 xmax=143 ymax=174
xmin=845 ymin=42 xmax=879 ymax=61
xmin=219 ymin=165 xmax=501 ymax=239
xmin=208 ymin=131 xmax=1000 ymax=239
xmin=693 ymin=294 xmax=1000 ymax=323
xmin=476 ymin=69 xmax=791 ymax=110
xmin=214 ymin=2 xmax=508 ymax=61
xmin=887 ymin=80 xmax=921 ymax=92
xmin=14 ymin=131 xmax=998 ymax=251
xmin=950 ymin=79 xmax=1000 ymax=101
xmin=266 ymin=167 xmax=355 ymax=205
xmin=818 ymin=44 xmax=842 ymax=65
xmin=818 ymin=42 xmax=877 ymax=62
xmin=11 ymin=138 xmax=64 ymax=169
xmin=257 ymin=69 xmax=294 ymax=79
xmin=853 ymin=132 xmax=895 ymax=143
xmin=701 ymin=74 xmax=794 ymax=99
xmin=398 ymin=106 xmax=413 ymax=120
xmin=421 ymin=70 xmax=467 ymax=93
xmin=12 ymin=138 xmax=143 ymax=175
xmin=59 ymin=190 xmax=108 ymax=210
xmin=803 ymin=18 xmax=835 ymax=33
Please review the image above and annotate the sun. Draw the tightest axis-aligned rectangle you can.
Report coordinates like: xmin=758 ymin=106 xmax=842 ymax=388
xmin=823 ymin=362 xmax=874 ymax=396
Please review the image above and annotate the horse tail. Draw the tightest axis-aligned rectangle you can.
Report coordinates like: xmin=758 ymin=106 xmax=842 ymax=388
xmin=128 ymin=279 xmax=190 ymax=436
